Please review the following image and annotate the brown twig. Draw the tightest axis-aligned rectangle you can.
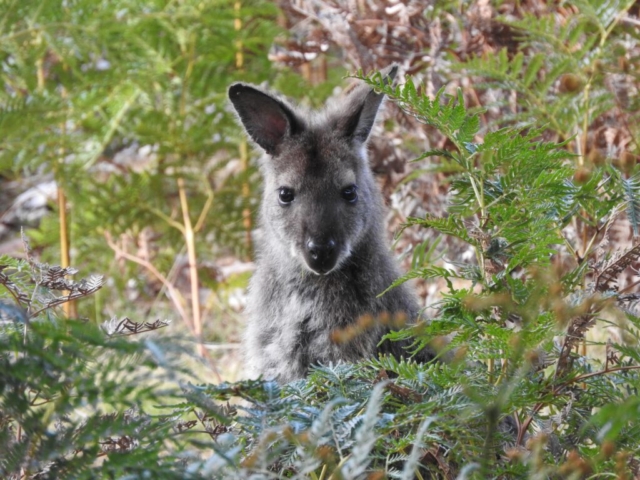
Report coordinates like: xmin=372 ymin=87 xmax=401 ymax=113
xmin=104 ymin=231 xmax=191 ymax=333
xmin=568 ymin=364 xmax=640 ymax=384
xmin=104 ymin=232 xmax=222 ymax=382
xmin=177 ymin=177 xmax=204 ymax=358
xmin=618 ymin=276 xmax=640 ymax=294
xmin=235 ymin=0 xmax=253 ymax=257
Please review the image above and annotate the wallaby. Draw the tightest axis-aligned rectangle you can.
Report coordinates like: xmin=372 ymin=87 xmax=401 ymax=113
xmin=228 ymin=66 xmax=435 ymax=383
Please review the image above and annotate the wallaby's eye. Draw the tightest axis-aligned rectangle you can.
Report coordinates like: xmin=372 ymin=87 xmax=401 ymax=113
xmin=342 ymin=185 xmax=358 ymax=203
xmin=278 ymin=187 xmax=295 ymax=206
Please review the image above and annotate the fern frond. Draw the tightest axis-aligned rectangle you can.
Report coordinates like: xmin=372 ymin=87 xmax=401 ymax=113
xmin=399 ymin=416 xmax=436 ymax=480
xmin=401 ymin=215 xmax=472 ymax=243
xmin=594 ymin=243 xmax=640 ymax=292
xmin=340 ymin=382 xmax=387 ymax=479
xmin=622 ymin=174 xmax=640 ymax=237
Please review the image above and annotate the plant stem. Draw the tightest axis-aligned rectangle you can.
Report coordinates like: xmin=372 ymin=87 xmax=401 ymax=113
xmin=569 ymin=365 xmax=640 ymax=384
xmin=235 ymin=0 xmax=253 ymax=258
xmin=57 ymin=184 xmax=76 ymax=319
xmin=104 ymin=231 xmax=190 ymax=332
xmin=177 ymin=177 xmax=204 ymax=358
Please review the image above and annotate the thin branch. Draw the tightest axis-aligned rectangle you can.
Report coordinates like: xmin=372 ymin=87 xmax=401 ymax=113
xmin=618 ymin=276 xmax=640 ymax=294
xmin=104 ymin=231 xmax=191 ymax=333
xmin=568 ymin=365 xmax=640 ymax=384
xmin=194 ymin=185 xmax=214 ymax=233
xmin=147 ymin=206 xmax=186 ymax=234
xmin=105 ymin=231 xmax=222 ymax=382
xmin=177 ymin=177 xmax=204 ymax=356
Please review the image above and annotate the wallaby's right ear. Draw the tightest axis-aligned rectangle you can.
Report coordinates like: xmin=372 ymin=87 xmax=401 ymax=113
xmin=228 ymin=83 xmax=302 ymax=155
xmin=331 ymin=65 xmax=398 ymax=145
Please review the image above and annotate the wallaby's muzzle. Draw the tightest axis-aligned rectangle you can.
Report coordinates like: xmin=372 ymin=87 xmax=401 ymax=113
xmin=304 ymin=238 xmax=338 ymax=275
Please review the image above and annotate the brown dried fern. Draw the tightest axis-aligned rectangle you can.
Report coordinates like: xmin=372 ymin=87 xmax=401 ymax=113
xmin=0 ymin=233 xmax=106 ymax=320
xmin=193 ymin=403 xmax=236 ymax=440
xmin=593 ymin=243 xmax=640 ymax=293
xmin=101 ymin=317 xmax=170 ymax=336
xmin=554 ymin=313 xmax=597 ymax=380
xmin=556 ymin=241 xmax=640 ymax=378
xmin=0 ymin=265 xmax=30 ymax=308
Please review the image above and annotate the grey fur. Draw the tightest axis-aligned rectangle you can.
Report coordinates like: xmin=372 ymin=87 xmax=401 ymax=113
xmin=229 ymin=67 xmax=435 ymax=383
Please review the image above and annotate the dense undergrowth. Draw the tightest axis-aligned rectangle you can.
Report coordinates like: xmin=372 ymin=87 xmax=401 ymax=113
xmin=3 ymin=71 xmax=640 ymax=478
xmin=2 ymin=0 xmax=640 ymax=478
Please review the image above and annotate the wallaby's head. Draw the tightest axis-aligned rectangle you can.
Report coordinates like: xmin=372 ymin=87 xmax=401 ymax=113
xmin=229 ymin=67 xmax=397 ymax=275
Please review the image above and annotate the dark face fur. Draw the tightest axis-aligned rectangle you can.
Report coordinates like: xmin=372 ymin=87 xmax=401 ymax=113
xmin=262 ymin=130 xmax=376 ymax=274
xmin=229 ymin=67 xmax=396 ymax=275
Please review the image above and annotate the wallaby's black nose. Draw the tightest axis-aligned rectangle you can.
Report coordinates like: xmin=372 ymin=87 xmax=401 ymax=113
xmin=305 ymin=239 xmax=338 ymax=274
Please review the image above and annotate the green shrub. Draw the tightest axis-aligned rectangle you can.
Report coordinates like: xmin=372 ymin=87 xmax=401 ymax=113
xmin=2 ymin=1 xmax=640 ymax=477
xmin=3 ymin=66 xmax=640 ymax=478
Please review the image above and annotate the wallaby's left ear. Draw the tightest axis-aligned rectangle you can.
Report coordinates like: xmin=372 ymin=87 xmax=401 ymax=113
xmin=228 ymin=83 xmax=303 ymax=155
xmin=336 ymin=65 xmax=398 ymax=144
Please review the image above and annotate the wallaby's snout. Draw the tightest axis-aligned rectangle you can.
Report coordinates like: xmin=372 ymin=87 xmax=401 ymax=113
xmin=299 ymin=200 xmax=349 ymax=275
xmin=304 ymin=237 xmax=338 ymax=275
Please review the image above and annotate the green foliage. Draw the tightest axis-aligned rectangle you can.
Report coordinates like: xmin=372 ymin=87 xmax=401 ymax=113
xmin=2 ymin=1 xmax=640 ymax=478
xmin=0 ymin=0 xmax=287 ymax=319
xmin=0 ymin=256 xmax=212 ymax=478
xmin=5 ymin=59 xmax=640 ymax=475
xmin=461 ymin=0 xmax=640 ymax=142
xmin=348 ymin=18 xmax=640 ymax=474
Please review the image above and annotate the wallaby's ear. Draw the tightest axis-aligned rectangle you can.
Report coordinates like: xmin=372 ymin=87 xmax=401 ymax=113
xmin=336 ymin=65 xmax=398 ymax=144
xmin=228 ymin=83 xmax=302 ymax=155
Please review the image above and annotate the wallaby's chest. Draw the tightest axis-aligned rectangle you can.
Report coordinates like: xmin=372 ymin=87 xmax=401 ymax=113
xmin=246 ymin=270 xmax=386 ymax=382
